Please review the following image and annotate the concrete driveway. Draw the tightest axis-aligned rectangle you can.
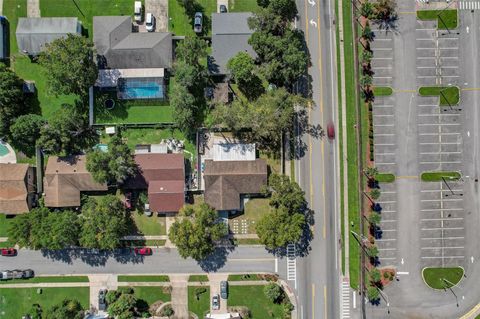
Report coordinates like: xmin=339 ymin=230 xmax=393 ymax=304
xmin=144 ymin=0 xmax=168 ymax=32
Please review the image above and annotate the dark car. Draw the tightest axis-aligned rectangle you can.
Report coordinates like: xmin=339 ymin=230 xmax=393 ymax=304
xmin=219 ymin=5 xmax=227 ymax=13
xmin=98 ymin=289 xmax=107 ymax=310
xmin=1 ymin=248 xmax=16 ymax=256
xmin=134 ymin=247 xmax=152 ymax=255
xmin=22 ymin=269 xmax=34 ymax=279
xmin=220 ymin=281 xmax=228 ymax=299
xmin=327 ymin=122 xmax=335 ymax=140
xmin=194 ymin=12 xmax=203 ymax=33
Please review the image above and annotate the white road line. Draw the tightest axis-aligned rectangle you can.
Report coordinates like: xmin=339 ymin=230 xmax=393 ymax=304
xmin=372 ymin=57 xmax=393 ymax=60
xmin=373 ymin=48 xmax=393 ymax=51
xmin=421 ymin=256 xmax=464 ymax=259
xmin=374 ymin=38 xmax=393 ymax=41
xmin=373 ymin=105 xmax=394 ymax=107
xmin=374 ymin=124 xmax=394 ymax=127
xmin=417 ymin=57 xmax=436 ymax=59
xmin=420 ymin=161 xmax=462 ymax=164
xmin=420 ymin=151 xmax=462 ymax=155
xmin=420 ymin=189 xmax=463 ymax=192
xmin=373 ymin=114 xmax=394 ymax=117
xmin=417 ymin=66 xmax=437 ymax=69
xmin=341 ymin=281 xmax=351 ymax=319
xmin=416 ymin=28 xmax=436 ymax=31
xmin=376 ymin=162 xmax=396 ymax=165
xmin=418 ymin=123 xmax=461 ymax=126
xmin=375 ymin=153 xmax=395 ymax=156
xmin=419 ymin=132 xmax=460 ymax=136
xmin=418 ymin=113 xmax=460 ymax=117
xmin=421 ymin=198 xmax=463 ymax=202
xmin=416 ymin=38 xmax=433 ymax=41
xmin=421 ymin=246 xmax=465 ymax=250
xmin=420 ymin=218 xmax=464 ymax=221
xmin=440 ymin=56 xmax=459 ymax=59
xmin=376 ymin=238 xmax=397 ymax=242
xmin=378 ymin=248 xmax=397 ymax=251
xmin=373 ymin=67 xmax=393 ymax=70
xmin=421 ymin=227 xmax=464 ymax=231
xmin=421 ymin=208 xmax=463 ymax=212
xmin=439 ymin=47 xmax=458 ymax=50
xmin=286 ymin=244 xmax=296 ymax=283
xmin=417 ymin=47 xmax=436 ymax=50
xmin=377 ymin=201 xmax=396 ymax=204
xmin=422 ymin=236 xmax=464 ymax=240
xmin=373 ymin=76 xmax=393 ymax=79
xmin=374 ymin=143 xmax=395 ymax=146
xmin=382 ymin=229 xmax=397 ymax=232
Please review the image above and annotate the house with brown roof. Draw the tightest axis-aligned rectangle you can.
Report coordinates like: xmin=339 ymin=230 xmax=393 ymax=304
xmin=0 ymin=163 xmax=36 ymax=215
xmin=125 ymin=153 xmax=185 ymax=213
xmin=43 ymin=155 xmax=108 ymax=207
xmin=203 ymin=159 xmax=267 ymax=211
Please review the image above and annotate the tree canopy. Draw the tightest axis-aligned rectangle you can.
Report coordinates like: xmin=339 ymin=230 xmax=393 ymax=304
xmin=106 ymin=288 xmax=137 ymax=319
xmin=10 ymin=114 xmax=46 ymax=157
xmin=86 ymin=134 xmax=137 ymax=186
xmin=227 ymin=52 xmax=264 ymax=100
xmin=0 ymin=63 xmax=27 ymax=138
xmin=45 ymin=299 xmax=84 ymax=319
xmin=169 ymin=203 xmax=227 ymax=260
xmin=175 ymin=36 xmax=208 ymax=67
xmin=79 ymin=195 xmax=129 ymax=250
xmin=37 ymin=34 xmax=98 ymax=97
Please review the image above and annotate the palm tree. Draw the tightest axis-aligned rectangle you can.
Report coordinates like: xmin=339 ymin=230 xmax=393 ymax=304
xmin=364 ymin=166 xmax=378 ymax=179
xmin=360 ymin=74 xmax=373 ymax=87
xmin=370 ymin=188 xmax=381 ymax=200
xmin=370 ymin=268 xmax=382 ymax=284
xmin=362 ymin=23 xmax=375 ymax=42
xmin=368 ymin=212 xmax=381 ymax=225
xmin=360 ymin=1 xmax=375 ymax=19
xmin=374 ymin=0 xmax=398 ymax=31
xmin=361 ymin=50 xmax=373 ymax=64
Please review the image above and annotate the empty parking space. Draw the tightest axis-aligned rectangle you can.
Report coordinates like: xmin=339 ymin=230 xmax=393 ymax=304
xmin=376 ymin=183 xmax=399 ymax=266
xmin=371 ymin=26 xmax=394 ymax=87
xmin=373 ymin=96 xmax=396 ymax=172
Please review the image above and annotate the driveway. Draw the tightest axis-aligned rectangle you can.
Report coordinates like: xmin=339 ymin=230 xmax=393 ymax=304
xmin=145 ymin=0 xmax=168 ymax=32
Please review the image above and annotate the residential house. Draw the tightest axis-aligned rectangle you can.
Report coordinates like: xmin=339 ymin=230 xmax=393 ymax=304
xmin=93 ymin=16 xmax=172 ymax=99
xmin=0 ymin=163 xmax=36 ymax=215
xmin=0 ymin=16 xmax=7 ymax=59
xmin=16 ymin=17 xmax=81 ymax=56
xmin=208 ymin=13 xmax=257 ymax=75
xmin=125 ymin=153 xmax=185 ymax=213
xmin=43 ymin=155 xmax=108 ymax=207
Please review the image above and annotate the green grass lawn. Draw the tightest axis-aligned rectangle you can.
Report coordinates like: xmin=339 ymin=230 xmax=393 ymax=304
xmin=373 ymin=86 xmax=393 ymax=96
xmin=227 ymin=274 xmax=263 ymax=281
xmin=134 ymin=286 xmax=171 ymax=304
xmin=188 ymin=275 xmax=209 ymax=282
xmin=421 ymin=171 xmax=461 ymax=182
xmin=0 ymin=214 xmax=13 ymax=237
xmin=132 ymin=213 xmax=166 ymax=236
xmin=0 ymin=276 xmax=88 ymax=285
xmin=419 ymin=86 xmax=460 ymax=106
xmin=40 ymin=0 xmax=140 ymax=39
xmin=117 ymin=275 xmax=169 ymax=282
xmin=168 ymin=0 xmax=217 ymax=36
xmin=375 ymin=173 xmax=395 ymax=183
xmin=2 ymin=0 xmax=27 ymax=54
xmin=417 ymin=9 xmax=458 ymax=30
xmin=228 ymin=198 xmax=271 ymax=234
xmin=122 ymin=239 xmax=166 ymax=247
xmin=228 ymin=285 xmax=285 ymax=318
xmin=422 ymin=267 xmax=464 ymax=289
xmin=188 ymin=286 xmax=210 ymax=318
xmin=0 ymin=239 xmax=15 ymax=248
xmin=0 ymin=287 xmax=89 ymax=318
xmin=228 ymin=0 xmax=260 ymax=12
xmin=234 ymin=238 xmax=262 ymax=245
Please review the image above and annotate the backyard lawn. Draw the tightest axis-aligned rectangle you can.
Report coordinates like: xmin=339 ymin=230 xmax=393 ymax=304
xmin=0 ymin=214 xmax=13 ymax=237
xmin=188 ymin=286 xmax=210 ymax=318
xmin=132 ymin=213 xmax=167 ymax=236
xmin=0 ymin=287 xmax=89 ymax=318
xmin=228 ymin=285 xmax=285 ymax=318
xmin=2 ymin=0 xmax=27 ymax=54
xmin=422 ymin=267 xmax=464 ymax=289
xmin=168 ymin=0 xmax=216 ymax=36
xmin=228 ymin=0 xmax=260 ymax=12
xmin=228 ymin=198 xmax=270 ymax=234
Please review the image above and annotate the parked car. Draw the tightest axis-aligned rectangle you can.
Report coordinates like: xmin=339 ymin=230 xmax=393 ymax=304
xmin=134 ymin=247 xmax=152 ymax=256
xmin=220 ymin=281 xmax=228 ymax=299
xmin=124 ymin=192 xmax=132 ymax=210
xmin=145 ymin=13 xmax=156 ymax=32
xmin=219 ymin=5 xmax=227 ymax=13
xmin=0 ymin=269 xmax=34 ymax=280
xmin=212 ymin=294 xmax=220 ymax=310
xmin=327 ymin=122 xmax=335 ymax=140
xmin=22 ymin=269 xmax=34 ymax=279
xmin=98 ymin=289 xmax=107 ymax=311
xmin=194 ymin=12 xmax=203 ymax=33
xmin=1 ymin=248 xmax=16 ymax=256
xmin=134 ymin=1 xmax=143 ymax=22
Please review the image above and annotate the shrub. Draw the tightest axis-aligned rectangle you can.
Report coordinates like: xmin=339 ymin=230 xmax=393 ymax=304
xmin=264 ymin=283 xmax=283 ymax=303
xmin=160 ymin=304 xmax=174 ymax=317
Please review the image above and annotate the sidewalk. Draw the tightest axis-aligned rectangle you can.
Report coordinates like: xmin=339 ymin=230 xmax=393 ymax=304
xmin=169 ymin=274 xmax=189 ymax=319
xmin=27 ymin=0 xmax=40 ymax=17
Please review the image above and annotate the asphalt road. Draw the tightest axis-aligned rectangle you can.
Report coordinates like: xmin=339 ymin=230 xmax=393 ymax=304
xmin=0 ymin=246 xmax=276 ymax=275
xmin=294 ymin=0 xmax=342 ymax=318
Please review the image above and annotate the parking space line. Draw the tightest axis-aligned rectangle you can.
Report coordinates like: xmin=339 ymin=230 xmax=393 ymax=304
xmin=422 ymin=246 xmax=465 ymax=250
xmin=421 ymin=256 xmax=464 ymax=259
xmin=376 ymin=238 xmax=396 ymax=242
xmin=381 ymin=220 xmax=397 ymax=222
xmin=373 ymin=48 xmax=393 ymax=51
xmin=440 ymin=56 xmax=459 ymax=59
xmin=375 ymin=143 xmax=395 ymax=146
xmin=373 ymin=105 xmax=394 ymax=107
xmin=375 ymin=133 xmax=395 ymax=136
xmin=442 ymin=75 xmax=460 ymax=78
xmin=416 ymin=28 xmax=436 ymax=31
xmin=382 ymin=210 xmax=396 ymax=213
xmin=380 ymin=257 xmax=396 ymax=260
xmin=375 ymin=153 xmax=395 ymax=156
xmin=417 ymin=47 xmax=436 ymax=50
xmin=439 ymin=47 xmax=458 ymax=50
xmin=417 ymin=66 xmax=437 ymax=69
xmin=374 ymin=124 xmax=394 ymax=127
xmin=377 ymin=201 xmax=396 ymax=204
xmin=421 ymin=208 xmax=463 ymax=212
xmin=378 ymin=248 xmax=397 ymax=251
xmin=421 ymin=198 xmax=463 ymax=202
xmin=373 ymin=76 xmax=393 ymax=79
xmin=373 ymin=67 xmax=393 ymax=70
xmin=417 ymin=57 xmax=436 ymax=59
xmin=421 ymin=217 xmax=464 ymax=221
xmin=376 ymin=162 xmax=396 ymax=165
xmin=418 ymin=114 xmax=460 ymax=117
xmin=382 ymin=229 xmax=397 ymax=232
xmin=421 ymin=227 xmax=464 ymax=231
xmin=372 ymin=57 xmax=393 ymax=60
xmin=418 ymin=123 xmax=461 ymax=126
xmin=420 ymin=161 xmax=462 ymax=164
xmin=419 ymin=132 xmax=460 ymax=136
xmin=373 ymin=114 xmax=394 ymax=117
xmin=420 ymin=189 xmax=462 ymax=192
xmin=420 ymin=151 xmax=462 ymax=155
xmin=417 ymin=76 xmax=437 ymax=78
xmin=422 ymin=237 xmax=464 ymax=240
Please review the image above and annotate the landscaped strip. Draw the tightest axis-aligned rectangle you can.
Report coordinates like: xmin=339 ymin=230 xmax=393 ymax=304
xmin=419 ymin=86 xmax=460 ymax=106
xmin=235 ymin=238 xmax=262 ymax=245
xmin=117 ymin=275 xmax=169 ymax=282
xmin=373 ymin=86 xmax=393 ymax=96
xmin=417 ymin=9 xmax=458 ymax=30
xmin=375 ymin=173 xmax=396 ymax=183
xmin=133 ymin=286 xmax=172 ymax=304
xmin=188 ymin=286 xmax=210 ymax=318
xmin=188 ymin=275 xmax=209 ymax=282
xmin=227 ymin=274 xmax=264 ymax=281
xmin=0 ymin=276 xmax=89 ymax=284
xmin=422 ymin=267 xmax=464 ymax=289
xmin=228 ymin=285 xmax=284 ymax=318
xmin=421 ymin=171 xmax=461 ymax=182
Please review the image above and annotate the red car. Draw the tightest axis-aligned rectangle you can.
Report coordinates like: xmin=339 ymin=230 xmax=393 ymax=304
xmin=327 ymin=122 xmax=335 ymax=140
xmin=1 ymin=248 xmax=16 ymax=256
xmin=134 ymin=247 xmax=152 ymax=256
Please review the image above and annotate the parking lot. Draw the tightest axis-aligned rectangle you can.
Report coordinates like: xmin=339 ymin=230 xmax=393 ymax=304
xmin=375 ymin=183 xmax=399 ymax=266
xmin=420 ymin=180 xmax=466 ymax=268
xmin=371 ymin=26 xmax=394 ymax=88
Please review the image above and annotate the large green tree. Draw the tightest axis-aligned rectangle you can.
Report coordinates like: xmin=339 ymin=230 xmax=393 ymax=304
xmin=10 ymin=114 xmax=46 ymax=157
xmin=227 ymin=52 xmax=264 ymax=100
xmin=38 ymin=103 xmax=97 ymax=156
xmin=170 ymin=82 xmax=198 ymax=136
xmin=0 ymin=63 xmax=27 ymax=138
xmin=169 ymin=203 xmax=227 ymax=260
xmin=106 ymin=288 xmax=138 ymax=319
xmin=266 ymin=174 xmax=307 ymax=213
xmin=37 ymin=34 xmax=98 ymax=97
xmin=175 ymin=36 xmax=207 ymax=67
xmin=45 ymin=299 xmax=84 ymax=319
xmin=79 ymin=195 xmax=129 ymax=249
xmin=86 ymin=134 xmax=137 ymax=186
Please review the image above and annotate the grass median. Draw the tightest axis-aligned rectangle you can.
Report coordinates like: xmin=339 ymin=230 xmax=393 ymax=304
xmin=422 ymin=267 xmax=464 ymax=289
xmin=417 ymin=9 xmax=458 ymax=30
xmin=421 ymin=171 xmax=461 ymax=182
xmin=0 ymin=276 xmax=89 ymax=285
xmin=117 ymin=275 xmax=169 ymax=282
xmin=188 ymin=275 xmax=209 ymax=282
xmin=373 ymin=86 xmax=393 ymax=96
xmin=419 ymin=86 xmax=460 ymax=106
xmin=375 ymin=173 xmax=395 ymax=183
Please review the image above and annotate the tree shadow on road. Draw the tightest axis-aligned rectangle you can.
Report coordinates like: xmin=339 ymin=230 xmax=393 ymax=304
xmin=40 ymin=248 xmax=146 ymax=266
xmin=196 ymin=244 xmax=235 ymax=272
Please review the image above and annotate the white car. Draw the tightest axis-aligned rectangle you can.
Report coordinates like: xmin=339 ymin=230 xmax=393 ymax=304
xmin=134 ymin=1 xmax=142 ymax=22
xmin=212 ymin=294 xmax=220 ymax=310
xmin=145 ymin=13 xmax=156 ymax=32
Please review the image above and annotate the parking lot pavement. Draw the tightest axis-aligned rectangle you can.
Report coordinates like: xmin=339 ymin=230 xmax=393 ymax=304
xmin=373 ymin=95 xmax=397 ymax=173
xmin=376 ymin=182 xmax=398 ymax=267
xmin=371 ymin=26 xmax=394 ymax=87
xmin=419 ymin=180 xmax=466 ymax=268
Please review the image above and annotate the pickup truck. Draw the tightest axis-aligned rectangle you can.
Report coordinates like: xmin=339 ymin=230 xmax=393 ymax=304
xmin=0 ymin=269 xmax=34 ymax=280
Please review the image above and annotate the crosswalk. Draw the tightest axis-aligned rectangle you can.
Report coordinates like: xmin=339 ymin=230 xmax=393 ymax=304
xmin=341 ymin=279 xmax=351 ymax=319
xmin=459 ymin=1 xmax=480 ymax=10
xmin=286 ymin=244 xmax=296 ymax=281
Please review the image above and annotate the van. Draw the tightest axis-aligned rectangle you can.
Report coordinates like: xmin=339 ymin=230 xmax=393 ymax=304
xmin=134 ymin=1 xmax=143 ymax=23
xmin=145 ymin=13 xmax=155 ymax=32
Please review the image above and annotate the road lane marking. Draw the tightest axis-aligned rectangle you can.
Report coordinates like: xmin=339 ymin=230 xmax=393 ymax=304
xmin=312 ymin=283 xmax=315 ymax=318
xmin=324 ymin=285 xmax=327 ymax=319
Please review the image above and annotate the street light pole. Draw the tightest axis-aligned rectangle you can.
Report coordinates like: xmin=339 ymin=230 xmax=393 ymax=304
xmin=442 ymin=279 xmax=459 ymax=307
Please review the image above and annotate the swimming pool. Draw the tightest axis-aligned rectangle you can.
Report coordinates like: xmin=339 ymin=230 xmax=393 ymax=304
xmin=0 ymin=143 xmax=8 ymax=156
xmin=118 ymin=77 xmax=165 ymax=100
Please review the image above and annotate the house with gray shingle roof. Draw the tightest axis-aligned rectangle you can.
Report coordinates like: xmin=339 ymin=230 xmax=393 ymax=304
xmin=16 ymin=17 xmax=81 ymax=56
xmin=208 ymin=13 xmax=257 ymax=75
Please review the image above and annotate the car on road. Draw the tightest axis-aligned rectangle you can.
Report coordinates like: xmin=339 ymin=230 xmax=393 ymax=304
xmin=1 ymin=248 xmax=16 ymax=256
xmin=212 ymin=294 xmax=220 ymax=310
xmin=98 ymin=289 xmax=107 ymax=310
xmin=194 ymin=12 xmax=203 ymax=33
xmin=327 ymin=122 xmax=335 ymax=140
xmin=220 ymin=281 xmax=228 ymax=299
xmin=219 ymin=5 xmax=227 ymax=13
xmin=145 ymin=13 xmax=155 ymax=32
xmin=134 ymin=247 xmax=152 ymax=255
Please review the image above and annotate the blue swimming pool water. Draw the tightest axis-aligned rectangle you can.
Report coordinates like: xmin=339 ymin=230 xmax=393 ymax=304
xmin=118 ymin=78 xmax=165 ymax=100
xmin=0 ymin=144 xmax=9 ymax=156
